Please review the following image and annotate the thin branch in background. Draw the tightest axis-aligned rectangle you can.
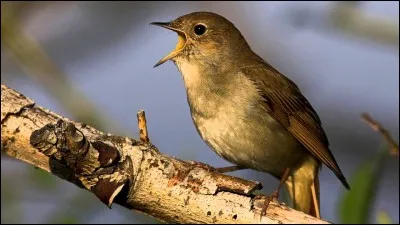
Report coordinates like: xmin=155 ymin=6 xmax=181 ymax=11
xmin=361 ymin=113 xmax=399 ymax=156
xmin=329 ymin=1 xmax=399 ymax=47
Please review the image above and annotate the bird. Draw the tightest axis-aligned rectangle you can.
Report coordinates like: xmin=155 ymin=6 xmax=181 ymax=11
xmin=151 ymin=11 xmax=350 ymax=218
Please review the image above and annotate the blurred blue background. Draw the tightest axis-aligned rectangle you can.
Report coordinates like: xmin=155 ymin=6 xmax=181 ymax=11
xmin=1 ymin=1 xmax=398 ymax=224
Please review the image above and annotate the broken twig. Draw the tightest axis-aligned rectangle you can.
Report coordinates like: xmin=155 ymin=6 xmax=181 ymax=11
xmin=137 ymin=110 xmax=150 ymax=144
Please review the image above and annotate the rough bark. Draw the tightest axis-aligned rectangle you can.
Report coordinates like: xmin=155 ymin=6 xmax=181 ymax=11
xmin=1 ymin=84 xmax=329 ymax=224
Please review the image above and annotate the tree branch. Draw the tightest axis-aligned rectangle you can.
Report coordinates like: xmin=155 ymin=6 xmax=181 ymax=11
xmin=1 ymin=84 xmax=329 ymax=224
xmin=361 ymin=113 xmax=399 ymax=156
xmin=329 ymin=1 xmax=399 ymax=47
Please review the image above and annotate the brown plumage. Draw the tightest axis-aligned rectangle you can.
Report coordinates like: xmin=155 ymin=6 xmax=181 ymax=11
xmin=241 ymin=61 xmax=350 ymax=189
xmin=241 ymin=60 xmax=349 ymax=218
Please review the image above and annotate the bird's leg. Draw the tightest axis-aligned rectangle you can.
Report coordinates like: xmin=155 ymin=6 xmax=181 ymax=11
xmin=260 ymin=168 xmax=291 ymax=216
xmin=215 ymin=165 xmax=245 ymax=173
xmin=272 ymin=167 xmax=291 ymax=199
xmin=187 ymin=161 xmax=245 ymax=173
xmin=187 ymin=160 xmax=216 ymax=172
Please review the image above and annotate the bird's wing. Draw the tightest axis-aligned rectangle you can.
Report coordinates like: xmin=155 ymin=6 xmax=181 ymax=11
xmin=240 ymin=62 xmax=349 ymax=189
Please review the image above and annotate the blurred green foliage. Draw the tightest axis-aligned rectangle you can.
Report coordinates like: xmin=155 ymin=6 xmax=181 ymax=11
xmin=54 ymin=216 xmax=79 ymax=224
xmin=1 ymin=175 xmax=22 ymax=224
xmin=339 ymin=144 xmax=387 ymax=223
xmin=338 ymin=143 xmax=398 ymax=224
xmin=377 ymin=211 xmax=394 ymax=224
xmin=30 ymin=167 xmax=58 ymax=190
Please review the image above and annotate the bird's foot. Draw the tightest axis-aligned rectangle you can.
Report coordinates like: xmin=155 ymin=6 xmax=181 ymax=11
xmin=260 ymin=193 xmax=280 ymax=217
xmin=254 ymin=167 xmax=289 ymax=218
xmin=252 ymin=192 xmax=280 ymax=221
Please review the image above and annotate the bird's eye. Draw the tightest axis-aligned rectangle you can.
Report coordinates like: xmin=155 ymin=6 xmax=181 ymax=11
xmin=194 ymin=24 xmax=207 ymax=35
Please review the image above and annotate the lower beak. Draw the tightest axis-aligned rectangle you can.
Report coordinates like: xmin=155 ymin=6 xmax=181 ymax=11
xmin=150 ymin=22 xmax=187 ymax=68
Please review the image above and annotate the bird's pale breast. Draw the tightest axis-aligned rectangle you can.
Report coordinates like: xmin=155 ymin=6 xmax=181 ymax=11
xmin=176 ymin=60 xmax=306 ymax=177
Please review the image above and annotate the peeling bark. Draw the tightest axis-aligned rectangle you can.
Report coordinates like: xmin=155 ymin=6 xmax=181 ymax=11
xmin=1 ymin=84 xmax=330 ymax=224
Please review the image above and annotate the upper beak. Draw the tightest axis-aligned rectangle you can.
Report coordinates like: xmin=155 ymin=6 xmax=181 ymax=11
xmin=150 ymin=22 xmax=174 ymax=30
xmin=150 ymin=22 xmax=187 ymax=68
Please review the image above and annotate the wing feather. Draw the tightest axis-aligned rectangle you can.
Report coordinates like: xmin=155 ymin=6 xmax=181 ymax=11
xmin=241 ymin=63 xmax=349 ymax=189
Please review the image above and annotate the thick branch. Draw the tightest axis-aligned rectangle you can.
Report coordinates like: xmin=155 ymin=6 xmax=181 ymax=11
xmin=1 ymin=84 xmax=329 ymax=224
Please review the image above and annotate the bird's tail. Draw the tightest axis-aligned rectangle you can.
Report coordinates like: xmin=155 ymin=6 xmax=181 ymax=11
xmin=284 ymin=158 xmax=321 ymax=219
xmin=310 ymin=176 xmax=320 ymax=218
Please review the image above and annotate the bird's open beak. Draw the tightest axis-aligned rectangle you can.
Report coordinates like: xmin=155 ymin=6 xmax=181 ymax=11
xmin=150 ymin=22 xmax=187 ymax=68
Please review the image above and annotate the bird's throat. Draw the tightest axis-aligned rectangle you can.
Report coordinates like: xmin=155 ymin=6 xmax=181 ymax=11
xmin=176 ymin=60 xmax=203 ymax=90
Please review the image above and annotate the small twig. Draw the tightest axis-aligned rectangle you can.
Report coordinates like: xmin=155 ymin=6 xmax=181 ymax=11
xmin=361 ymin=113 xmax=399 ymax=156
xmin=137 ymin=110 xmax=150 ymax=144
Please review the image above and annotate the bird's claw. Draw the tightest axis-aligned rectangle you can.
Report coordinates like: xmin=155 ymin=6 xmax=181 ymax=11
xmin=252 ymin=194 xmax=281 ymax=221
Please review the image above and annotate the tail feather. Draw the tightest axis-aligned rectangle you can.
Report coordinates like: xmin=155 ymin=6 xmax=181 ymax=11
xmin=284 ymin=156 xmax=321 ymax=218
xmin=310 ymin=172 xmax=321 ymax=219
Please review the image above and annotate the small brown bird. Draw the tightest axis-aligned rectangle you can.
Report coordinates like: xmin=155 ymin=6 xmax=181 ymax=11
xmin=151 ymin=12 xmax=350 ymax=218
